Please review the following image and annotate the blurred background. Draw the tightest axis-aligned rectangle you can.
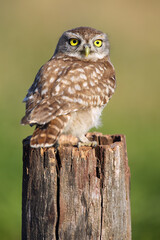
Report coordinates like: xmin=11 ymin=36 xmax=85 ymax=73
xmin=0 ymin=0 xmax=160 ymax=239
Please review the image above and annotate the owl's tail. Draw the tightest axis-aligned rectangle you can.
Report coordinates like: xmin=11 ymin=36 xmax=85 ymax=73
xmin=30 ymin=115 xmax=69 ymax=148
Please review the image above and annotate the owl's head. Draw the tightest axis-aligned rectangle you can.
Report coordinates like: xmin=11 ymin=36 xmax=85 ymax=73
xmin=54 ymin=27 xmax=110 ymax=61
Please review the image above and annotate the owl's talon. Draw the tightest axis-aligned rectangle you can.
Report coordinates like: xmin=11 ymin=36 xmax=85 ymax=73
xmin=53 ymin=141 xmax=59 ymax=151
xmin=78 ymin=140 xmax=98 ymax=148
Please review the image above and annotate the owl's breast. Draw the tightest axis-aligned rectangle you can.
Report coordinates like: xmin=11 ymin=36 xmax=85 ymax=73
xmin=62 ymin=106 xmax=104 ymax=138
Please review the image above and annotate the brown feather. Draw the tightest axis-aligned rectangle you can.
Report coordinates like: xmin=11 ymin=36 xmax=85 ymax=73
xmin=30 ymin=115 xmax=69 ymax=148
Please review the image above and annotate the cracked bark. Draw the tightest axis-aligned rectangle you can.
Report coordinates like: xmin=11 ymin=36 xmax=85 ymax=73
xmin=22 ymin=133 xmax=131 ymax=240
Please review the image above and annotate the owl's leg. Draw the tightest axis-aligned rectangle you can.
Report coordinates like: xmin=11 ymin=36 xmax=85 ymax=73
xmin=78 ymin=135 xmax=98 ymax=148
xmin=30 ymin=115 xmax=69 ymax=148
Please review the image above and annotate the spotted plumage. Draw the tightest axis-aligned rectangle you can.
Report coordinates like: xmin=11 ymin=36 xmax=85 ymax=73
xmin=21 ymin=27 xmax=116 ymax=148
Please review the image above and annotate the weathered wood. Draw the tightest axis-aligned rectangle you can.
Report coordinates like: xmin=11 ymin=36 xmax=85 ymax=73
xmin=22 ymin=133 xmax=131 ymax=240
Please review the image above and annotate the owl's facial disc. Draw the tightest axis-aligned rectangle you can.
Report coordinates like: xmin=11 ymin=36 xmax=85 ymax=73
xmin=54 ymin=28 xmax=110 ymax=60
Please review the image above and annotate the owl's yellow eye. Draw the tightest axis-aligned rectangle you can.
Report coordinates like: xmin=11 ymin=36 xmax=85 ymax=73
xmin=69 ymin=38 xmax=79 ymax=46
xmin=94 ymin=39 xmax=102 ymax=47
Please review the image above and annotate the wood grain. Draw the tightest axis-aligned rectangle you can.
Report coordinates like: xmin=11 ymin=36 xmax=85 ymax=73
xmin=22 ymin=133 xmax=131 ymax=240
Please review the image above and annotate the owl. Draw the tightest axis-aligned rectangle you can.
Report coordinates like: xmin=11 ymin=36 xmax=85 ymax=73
xmin=21 ymin=27 xmax=116 ymax=148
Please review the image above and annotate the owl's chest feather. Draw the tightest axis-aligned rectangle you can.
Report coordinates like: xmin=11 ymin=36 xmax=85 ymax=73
xmin=62 ymin=106 xmax=104 ymax=138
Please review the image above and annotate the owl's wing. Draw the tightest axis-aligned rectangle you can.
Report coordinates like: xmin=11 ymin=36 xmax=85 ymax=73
xmin=21 ymin=56 xmax=116 ymax=125
xmin=21 ymin=57 xmax=68 ymax=124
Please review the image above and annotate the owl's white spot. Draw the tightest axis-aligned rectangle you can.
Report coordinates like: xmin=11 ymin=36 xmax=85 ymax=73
xmin=106 ymin=87 xmax=109 ymax=95
xmin=70 ymin=76 xmax=76 ymax=82
xmin=43 ymin=73 xmax=49 ymax=79
xmin=88 ymin=96 xmax=92 ymax=100
xmin=74 ymin=84 xmax=81 ymax=91
xmin=55 ymin=99 xmax=61 ymax=104
xmin=60 ymin=65 xmax=66 ymax=69
xmin=49 ymin=77 xmax=54 ymax=83
xmin=43 ymin=143 xmax=54 ymax=148
xmin=52 ymin=90 xmax=64 ymax=96
xmin=84 ymin=66 xmax=90 ymax=70
xmin=95 ymin=68 xmax=101 ymax=74
xmin=102 ymin=82 xmax=107 ymax=88
xmin=49 ymin=107 xmax=53 ymax=111
xmin=28 ymin=95 xmax=33 ymax=99
xmin=68 ymin=87 xmax=75 ymax=94
xmin=58 ymin=71 xmax=62 ymax=76
xmin=61 ymin=79 xmax=70 ymax=85
xmin=77 ymin=68 xmax=85 ymax=73
xmin=63 ymin=67 xmax=69 ymax=74
xmin=97 ymin=87 xmax=101 ymax=92
xmin=73 ymin=63 xmax=79 ymax=67
xmin=97 ymin=96 xmax=101 ymax=105
xmin=35 ymin=88 xmax=38 ymax=93
xmin=83 ymin=82 xmax=87 ymax=87
xmin=63 ymin=57 xmax=70 ymax=61
xmin=47 ymin=100 xmax=50 ymax=105
xmin=56 ymin=77 xmax=62 ymax=83
xmin=41 ymin=88 xmax=48 ymax=95
xmin=99 ymin=66 xmax=104 ymax=71
xmin=85 ymin=101 xmax=89 ymax=106
xmin=91 ymin=71 xmax=97 ymax=78
xmin=76 ymin=98 xmax=83 ymax=104
xmin=69 ymin=70 xmax=74 ymax=73
xmin=55 ymin=84 xmax=60 ymax=92
xmin=48 ymin=112 xmax=52 ymax=116
xmin=54 ymin=68 xmax=59 ymax=73
xmin=111 ymin=76 xmax=116 ymax=81
xmin=103 ymin=66 xmax=107 ymax=70
xmin=106 ymin=96 xmax=109 ymax=103
xmin=47 ymin=66 xmax=52 ymax=71
xmin=72 ymin=108 xmax=78 ymax=112
xmin=40 ymin=133 xmax=46 ymax=138
xmin=80 ymin=73 xmax=87 ymax=80
xmin=90 ymin=80 xmax=95 ymax=86
xmin=62 ymin=96 xmax=73 ymax=102
xmin=109 ymin=86 xmax=115 ymax=93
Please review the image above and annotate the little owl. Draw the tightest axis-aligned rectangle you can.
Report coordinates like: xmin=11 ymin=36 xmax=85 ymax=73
xmin=21 ymin=27 xmax=116 ymax=148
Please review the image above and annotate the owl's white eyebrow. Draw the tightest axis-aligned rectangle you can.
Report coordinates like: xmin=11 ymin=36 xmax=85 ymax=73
xmin=93 ymin=34 xmax=106 ymax=40
xmin=65 ymin=32 xmax=82 ymax=39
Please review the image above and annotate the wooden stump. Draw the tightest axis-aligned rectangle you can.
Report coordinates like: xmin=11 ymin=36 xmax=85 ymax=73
xmin=22 ymin=133 xmax=131 ymax=240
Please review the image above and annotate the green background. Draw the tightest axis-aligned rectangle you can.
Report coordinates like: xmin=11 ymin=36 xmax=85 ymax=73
xmin=0 ymin=0 xmax=160 ymax=239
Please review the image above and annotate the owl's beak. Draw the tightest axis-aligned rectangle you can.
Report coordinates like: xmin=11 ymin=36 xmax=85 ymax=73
xmin=83 ymin=44 xmax=91 ymax=57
